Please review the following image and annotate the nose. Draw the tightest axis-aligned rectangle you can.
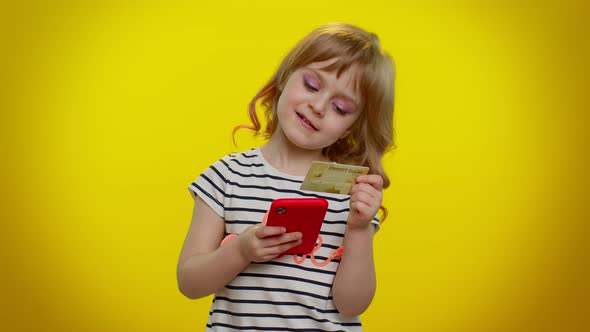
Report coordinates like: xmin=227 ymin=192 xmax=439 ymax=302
xmin=309 ymin=95 xmax=328 ymax=118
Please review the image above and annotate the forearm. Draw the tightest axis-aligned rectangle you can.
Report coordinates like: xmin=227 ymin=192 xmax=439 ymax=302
xmin=332 ymin=225 xmax=376 ymax=316
xmin=177 ymin=238 xmax=250 ymax=299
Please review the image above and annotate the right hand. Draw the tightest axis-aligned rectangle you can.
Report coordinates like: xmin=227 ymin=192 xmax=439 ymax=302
xmin=237 ymin=225 xmax=302 ymax=262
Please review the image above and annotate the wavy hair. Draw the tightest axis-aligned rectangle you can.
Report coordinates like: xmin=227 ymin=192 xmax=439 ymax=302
xmin=234 ymin=22 xmax=395 ymax=220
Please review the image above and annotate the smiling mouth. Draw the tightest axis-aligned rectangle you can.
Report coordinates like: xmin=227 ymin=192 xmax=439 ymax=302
xmin=296 ymin=112 xmax=318 ymax=131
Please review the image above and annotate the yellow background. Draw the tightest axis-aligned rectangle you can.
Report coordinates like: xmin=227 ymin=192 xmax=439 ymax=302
xmin=1 ymin=1 xmax=588 ymax=331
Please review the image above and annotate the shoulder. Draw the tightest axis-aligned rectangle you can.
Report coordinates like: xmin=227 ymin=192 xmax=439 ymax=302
xmin=202 ymin=149 xmax=255 ymax=169
xmin=214 ymin=148 xmax=265 ymax=173
xmin=201 ymin=148 xmax=263 ymax=180
xmin=221 ymin=149 xmax=261 ymax=166
xmin=189 ymin=149 xmax=259 ymax=203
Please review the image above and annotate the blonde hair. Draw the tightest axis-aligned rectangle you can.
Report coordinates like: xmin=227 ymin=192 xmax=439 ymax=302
xmin=234 ymin=23 xmax=395 ymax=220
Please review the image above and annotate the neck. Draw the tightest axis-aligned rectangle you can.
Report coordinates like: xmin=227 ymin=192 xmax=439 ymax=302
xmin=261 ymin=130 xmax=329 ymax=176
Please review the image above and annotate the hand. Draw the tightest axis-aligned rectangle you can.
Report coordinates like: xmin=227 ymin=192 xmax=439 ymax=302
xmin=348 ymin=174 xmax=384 ymax=230
xmin=237 ymin=225 xmax=302 ymax=262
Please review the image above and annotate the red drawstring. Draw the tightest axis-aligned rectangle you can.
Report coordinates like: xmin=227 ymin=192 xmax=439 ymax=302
xmin=293 ymin=235 xmax=344 ymax=267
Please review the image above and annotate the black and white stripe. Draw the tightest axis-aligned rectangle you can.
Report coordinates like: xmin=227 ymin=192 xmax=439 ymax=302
xmin=189 ymin=148 xmax=379 ymax=331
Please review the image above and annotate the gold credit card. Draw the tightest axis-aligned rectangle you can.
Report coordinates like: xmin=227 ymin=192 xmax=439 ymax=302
xmin=300 ymin=161 xmax=369 ymax=195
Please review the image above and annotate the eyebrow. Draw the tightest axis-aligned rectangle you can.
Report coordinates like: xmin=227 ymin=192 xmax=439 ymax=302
xmin=308 ymin=68 xmax=359 ymax=109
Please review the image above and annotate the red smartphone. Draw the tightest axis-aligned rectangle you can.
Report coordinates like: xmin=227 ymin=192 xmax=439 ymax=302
xmin=265 ymin=197 xmax=328 ymax=255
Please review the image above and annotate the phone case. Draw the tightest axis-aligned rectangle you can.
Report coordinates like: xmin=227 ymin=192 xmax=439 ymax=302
xmin=265 ymin=198 xmax=328 ymax=255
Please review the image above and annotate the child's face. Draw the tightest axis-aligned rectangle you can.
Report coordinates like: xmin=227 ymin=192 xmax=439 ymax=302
xmin=276 ymin=59 xmax=362 ymax=151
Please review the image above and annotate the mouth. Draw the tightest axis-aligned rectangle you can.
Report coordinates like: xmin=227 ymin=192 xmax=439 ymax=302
xmin=296 ymin=112 xmax=318 ymax=131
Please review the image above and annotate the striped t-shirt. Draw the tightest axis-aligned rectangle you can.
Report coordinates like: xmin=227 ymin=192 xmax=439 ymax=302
xmin=189 ymin=148 xmax=379 ymax=331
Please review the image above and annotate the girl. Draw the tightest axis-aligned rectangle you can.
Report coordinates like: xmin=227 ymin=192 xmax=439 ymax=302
xmin=177 ymin=22 xmax=395 ymax=331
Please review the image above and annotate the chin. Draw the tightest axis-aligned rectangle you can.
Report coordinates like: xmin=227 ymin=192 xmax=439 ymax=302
xmin=284 ymin=131 xmax=325 ymax=151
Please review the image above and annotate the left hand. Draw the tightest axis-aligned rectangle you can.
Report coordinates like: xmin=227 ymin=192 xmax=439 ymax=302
xmin=348 ymin=174 xmax=383 ymax=230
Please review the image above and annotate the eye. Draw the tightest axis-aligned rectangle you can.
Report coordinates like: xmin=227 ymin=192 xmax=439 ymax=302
xmin=303 ymin=76 xmax=319 ymax=92
xmin=333 ymin=102 xmax=348 ymax=115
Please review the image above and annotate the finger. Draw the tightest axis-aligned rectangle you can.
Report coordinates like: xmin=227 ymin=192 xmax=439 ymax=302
xmin=356 ymin=174 xmax=384 ymax=191
xmin=351 ymin=191 xmax=379 ymax=208
xmin=275 ymin=238 xmax=303 ymax=254
xmin=263 ymin=232 xmax=302 ymax=247
xmin=258 ymin=238 xmax=302 ymax=260
xmin=255 ymin=225 xmax=286 ymax=239
xmin=350 ymin=200 xmax=374 ymax=218
xmin=351 ymin=193 xmax=380 ymax=217
xmin=350 ymin=182 xmax=380 ymax=198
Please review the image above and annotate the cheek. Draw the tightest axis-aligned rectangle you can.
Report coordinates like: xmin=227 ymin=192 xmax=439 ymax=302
xmin=276 ymin=95 xmax=296 ymax=124
xmin=283 ymin=79 xmax=308 ymax=102
xmin=278 ymin=93 xmax=302 ymax=114
xmin=325 ymin=122 xmax=353 ymax=139
xmin=276 ymin=93 xmax=290 ymax=113
xmin=335 ymin=118 xmax=359 ymax=137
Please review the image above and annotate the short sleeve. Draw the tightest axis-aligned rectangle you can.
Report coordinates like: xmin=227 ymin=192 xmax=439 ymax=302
xmin=371 ymin=215 xmax=380 ymax=232
xmin=188 ymin=158 xmax=230 ymax=219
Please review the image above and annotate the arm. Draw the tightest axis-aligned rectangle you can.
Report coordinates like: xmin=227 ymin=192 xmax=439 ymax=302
xmin=332 ymin=175 xmax=382 ymax=316
xmin=177 ymin=195 xmax=302 ymax=299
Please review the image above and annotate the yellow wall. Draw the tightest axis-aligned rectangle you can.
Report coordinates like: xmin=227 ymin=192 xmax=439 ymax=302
xmin=1 ymin=1 xmax=588 ymax=331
